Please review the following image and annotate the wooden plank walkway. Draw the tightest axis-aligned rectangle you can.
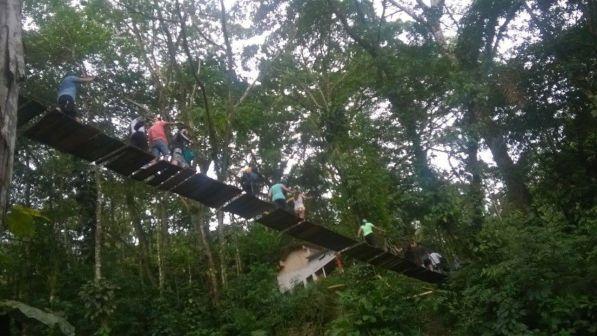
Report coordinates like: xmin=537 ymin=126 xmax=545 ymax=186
xmin=17 ymin=103 xmax=447 ymax=284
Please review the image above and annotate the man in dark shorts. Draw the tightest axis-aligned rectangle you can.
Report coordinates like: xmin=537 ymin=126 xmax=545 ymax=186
xmin=358 ymin=219 xmax=383 ymax=246
xmin=56 ymin=72 xmax=95 ymax=119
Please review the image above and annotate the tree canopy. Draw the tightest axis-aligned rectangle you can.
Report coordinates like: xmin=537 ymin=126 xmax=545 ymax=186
xmin=1 ymin=0 xmax=595 ymax=335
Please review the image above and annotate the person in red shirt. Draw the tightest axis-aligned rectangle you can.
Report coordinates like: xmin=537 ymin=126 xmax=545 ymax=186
xmin=147 ymin=116 xmax=174 ymax=158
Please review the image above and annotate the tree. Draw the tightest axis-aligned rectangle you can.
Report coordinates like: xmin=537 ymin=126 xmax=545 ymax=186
xmin=0 ymin=0 xmax=24 ymax=228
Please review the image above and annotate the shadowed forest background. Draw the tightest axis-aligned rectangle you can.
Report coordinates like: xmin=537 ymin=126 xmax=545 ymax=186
xmin=1 ymin=0 xmax=596 ymax=335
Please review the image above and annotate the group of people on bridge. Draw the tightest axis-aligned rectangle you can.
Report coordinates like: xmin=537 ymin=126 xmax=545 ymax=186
xmin=55 ymin=72 xmax=446 ymax=270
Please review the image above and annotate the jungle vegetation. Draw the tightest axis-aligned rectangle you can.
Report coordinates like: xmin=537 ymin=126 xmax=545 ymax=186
xmin=1 ymin=0 xmax=595 ymax=335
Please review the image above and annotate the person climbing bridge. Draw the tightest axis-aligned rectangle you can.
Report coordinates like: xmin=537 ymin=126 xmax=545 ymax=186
xmin=171 ymin=126 xmax=193 ymax=168
xmin=129 ymin=116 xmax=148 ymax=151
xmin=240 ymin=165 xmax=263 ymax=195
xmin=290 ymin=190 xmax=310 ymax=220
xmin=357 ymin=219 xmax=382 ymax=246
xmin=428 ymin=251 xmax=444 ymax=272
xmin=147 ymin=115 xmax=174 ymax=160
xmin=56 ymin=71 xmax=95 ymax=120
xmin=268 ymin=179 xmax=293 ymax=209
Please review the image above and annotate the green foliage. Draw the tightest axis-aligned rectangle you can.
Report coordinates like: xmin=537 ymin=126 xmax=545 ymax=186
xmin=0 ymin=300 xmax=75 ymax=336
xmin=3 ymin=0 xmax=596 ymax=335
xmin=5 ymin=205 xmax=48 ymax=239
xmin=448 ymin=208 xmax=597 ymax=335
xmin=78 ymin=280 xmax=118 ymax=327
xmin=325 ymin=265 xmax=443 ymax=336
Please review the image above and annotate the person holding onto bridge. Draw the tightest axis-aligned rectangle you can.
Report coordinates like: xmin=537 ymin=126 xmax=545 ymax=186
xmin=358 ymin=219 xmax=384 ymax=246
xmin=147 ymin=115 xmax=175 ymax=160
xmin=129 ymin=116 xmax=148 ymax=151
xmin=290 ymin=190 xmax=310 ymax=220
xmin=171 ymin=126 xmax=193 ymax=168
xmin=56 ymin=71 xmax=95 ymax=120
xmin=240 ymin=165 xmax=264 ymax=196
xmin=268 ymin=179 xmax=293 ymax=210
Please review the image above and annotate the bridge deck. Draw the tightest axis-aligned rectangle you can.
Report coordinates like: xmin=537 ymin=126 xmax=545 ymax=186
xmin=18 ymin=107 xmax=446 ymax=284
xmin=222 ymin=194 xmax=276 ymax=219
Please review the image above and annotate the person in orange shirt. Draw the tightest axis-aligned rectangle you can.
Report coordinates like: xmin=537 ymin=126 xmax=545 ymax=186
xmin=147 ymin=116 xmax=174 ymax=159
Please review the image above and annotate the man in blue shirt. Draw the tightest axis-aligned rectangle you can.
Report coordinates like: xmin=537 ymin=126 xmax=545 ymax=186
xmin=57 ymin=72 xmax=95 ymax=119
xmin=268 ymin=179 xmax=292 ymax=209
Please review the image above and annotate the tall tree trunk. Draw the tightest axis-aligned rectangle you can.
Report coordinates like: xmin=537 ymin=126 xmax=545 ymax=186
xmin=0 ymin=0 xmax=25 ymax=229
xmin=24 ymin=149 xmax=31 ymax=207
xmin=93 ymin=167 xmax=102 ymax=283
xmin=471 ymin=102 xmax=531 ymax=211
xmin=232 ymin=217 xmax=242 ymax=276
xmin=156 ymin=200 xmax=166 ymax=293
xmin=464 ymin=107 xmax=484 ymax=228
xmin=386 ymin=93 xmax=438 ymax=189
xmin=192 ymin=207 xmax=219 ymax=301
xmin=216 ymin=210 xmax=227 ymax=289
xmin=125 ymin=187 xmax=156 ymax=287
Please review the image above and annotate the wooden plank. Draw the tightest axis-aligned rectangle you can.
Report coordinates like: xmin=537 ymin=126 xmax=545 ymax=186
xmin=80 ymin=135 xmax=126 ymax=163
xmin=170 ymin=174 xmax=203 ymax=196
xmin=146 ymin=163 xmax=181 ymax=186
xmin=403 ymin=267 xmax=446 ymax=284
xmin=131 ymin=160 xmax=171 ymax=181
xmin=256 ymin=208 xmax=300 ymax=231
xmin=369 ymin=253 xmax=415 ymax=272
xmin=343 ymin=243 xmax=385 ymax=261
xmin=157 ymin=168 xmax=195 ymax=191
xmin=381 ymin=256 xmax=419 ymax=272
xmin=25 ymin=110 xmax=125 ymax=162
xmin=286 ymin=221 xmax=357 ymax=251
xmin=18 ymin=98 xmax=47 ymax=127
xmin=171 ymin=174 xmax=242 ymax=208
xmin=185 ymin=175 xmax=242 ymax=208
xmin=221 ymin=194 xmax=275 ymax=219
xmin=25 ymin=111 xmax=81 ymax=146
xmin=105 ymin=146 xmax=154 ymax=177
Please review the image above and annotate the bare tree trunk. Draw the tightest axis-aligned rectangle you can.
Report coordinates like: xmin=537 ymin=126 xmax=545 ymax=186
xmin=234 ymin=232 xmax=242 ymax=276
xmin=192 ymin=207 xmax=219 ymax=301
xmin=93 ymin=167 xmax=102 ymax=283
xmin=386 ymin=93 xmax=438 ymax=189
xmin=472 ymin=103 xmax=531 ymax=211
xmin=0 ymin=0 xmax=25 ymax=229
xmin=156 ymin=200 xmax=166 ymax=293
xmin=231 ymin=216 xmax=242 ymax=276
xmin=125 ymin=187 xmax=156 ymax=287
xmin=24 ymin=149 xmax=31 ymax=207
xmin=216 ymin=210 xmax=227 ymax=289
xmin=464 ymin=108 xmax=484 ymax=228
